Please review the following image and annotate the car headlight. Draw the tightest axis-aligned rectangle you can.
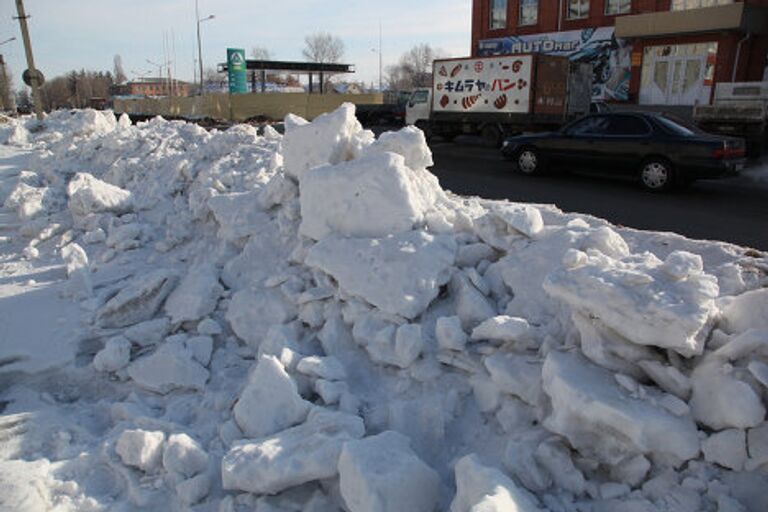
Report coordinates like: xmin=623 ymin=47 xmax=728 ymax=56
xmin=502 ymin=140 xmax=510 ymax=148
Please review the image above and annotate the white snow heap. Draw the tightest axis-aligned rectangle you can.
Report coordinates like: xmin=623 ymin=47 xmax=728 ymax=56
xmin=282 ymin=103 xmax=374 ymax=179
xmin=67 ymin=172 xmax=132 ymax=217
xmin=542 ymin=351 xmax=700 ymax=466
xmin=61 ymin=242 xmax=92 ymax=299
xmin=450 ymin=454 xmax=544 ymax=512
xmin=338 ymin=431 xmax=440 ymax=512
xmin=126 ymin=336 xmax=210 ymax=393
xmin=363 ymin=125 xmax=433 ymax=170
xmin=163 ymin=264 xmax=223 ymax=324
xmin=162 ymin=433 xmax=209 ymax=477
xmin=305 ymin=230 xmax=456 ymax=319
xmin=233 ymin=355 xmax=311 ymax=438
xmin=221 ymin=408 xmax=365 ymax=494
xmin=93 ymin=336 xmax=132 ymax=373
xmin=299 ymin=152 xmax=428 ymax=240
xmin=225 ymin=288 xmax=298 ymax=347
xmin=208 ymin=191 xmax=272 ymax=243
xmin=545 ymin=249 xmax=719 ymax=357
xmin=97 ymin=269 xmax=178 ymax=328
xmin=115 ymin=429 xmax=166 ymax=473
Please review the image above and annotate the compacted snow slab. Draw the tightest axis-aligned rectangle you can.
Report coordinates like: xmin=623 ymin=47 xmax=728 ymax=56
xmin=305 ymin=230 xmax=456 ymax=319
xmin=221 ymin=408 xmax=365 ymax=494
xmin=544 ymin=250 xmax=719 ymax=357
xmin=450 ymin=454 xmax=544 ymax=512
xmin=541 ymin=350 xmax=700 ymax=466
xmin=338 ymin=431 xmax=440 ymax=512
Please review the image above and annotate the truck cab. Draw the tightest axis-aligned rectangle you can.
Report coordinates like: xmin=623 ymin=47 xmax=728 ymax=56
xmin=405 ymin=89 xmax=431 ymax=127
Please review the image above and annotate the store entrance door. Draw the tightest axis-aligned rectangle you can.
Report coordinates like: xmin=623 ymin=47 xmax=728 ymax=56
xmin=641 ymin=55 xmax=705 ymax=105
xmin=639 ymin=43 xmax=717 ymax=106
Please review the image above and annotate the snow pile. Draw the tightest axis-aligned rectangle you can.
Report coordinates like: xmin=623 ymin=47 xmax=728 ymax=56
xmin=0 ymin=105 xmax=767 ymax=512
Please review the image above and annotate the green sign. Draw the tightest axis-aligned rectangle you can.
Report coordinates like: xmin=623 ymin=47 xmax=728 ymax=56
xmin=227 ymin=48 xmax=247 ymax=94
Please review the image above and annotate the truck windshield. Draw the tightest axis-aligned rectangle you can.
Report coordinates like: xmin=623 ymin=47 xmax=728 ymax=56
xmin=410 ymin=90 xmax=429 ymax=104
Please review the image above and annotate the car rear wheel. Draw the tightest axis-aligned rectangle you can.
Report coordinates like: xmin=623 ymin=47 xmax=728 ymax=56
xmin=516 ymin=147 xmax=543 ymax=175
xmin=639 ymin=159 xmax=674 ymax=191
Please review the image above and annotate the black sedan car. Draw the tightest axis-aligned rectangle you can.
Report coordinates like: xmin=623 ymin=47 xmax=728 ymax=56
xmin=501 ymin=112 xmax=746 ymax=191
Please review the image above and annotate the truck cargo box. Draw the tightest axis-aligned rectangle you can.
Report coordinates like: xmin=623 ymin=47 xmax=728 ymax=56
xmin=430 ymin=54 xmax=586 ymax=123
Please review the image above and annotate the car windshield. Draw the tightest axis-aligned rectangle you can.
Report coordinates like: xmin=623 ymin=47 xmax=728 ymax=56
xmin=655 ymin=115 xmax=701 ymax=137
xmin=410 ymin=90 xmax=429 ymax=104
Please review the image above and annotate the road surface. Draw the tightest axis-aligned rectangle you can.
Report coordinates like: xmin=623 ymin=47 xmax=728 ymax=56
xmin=429 ymin=139 xmax=768 ymax=250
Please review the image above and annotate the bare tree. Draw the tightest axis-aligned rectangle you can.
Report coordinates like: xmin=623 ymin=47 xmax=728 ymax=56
xmin=397 ymin=43 xmax=442 ymax=89
xmin=302 ymin=32 xmax=344 ymax=63
xmin=113 ymin=55 xmax=127 ymax=84
xmin=250 ymin=47 xmax=272 ymax=61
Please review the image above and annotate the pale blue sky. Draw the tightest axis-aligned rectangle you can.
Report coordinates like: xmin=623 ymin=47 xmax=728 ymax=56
xmin=0 ymin=0 xmax=472 ymax=89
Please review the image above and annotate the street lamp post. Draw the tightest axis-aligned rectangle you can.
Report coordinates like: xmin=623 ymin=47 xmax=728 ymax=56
xmin=195 ymin=0 xmax=214 ymax=96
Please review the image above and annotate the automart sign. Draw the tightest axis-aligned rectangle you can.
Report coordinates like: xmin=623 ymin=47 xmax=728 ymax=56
xmin=478 ymin=27 xmax=631 ymax=101
xmin=227 ymin=48 xmax=248 ymax=94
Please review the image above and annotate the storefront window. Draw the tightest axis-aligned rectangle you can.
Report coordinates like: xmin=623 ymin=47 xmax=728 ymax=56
xmin=489 ymin=0 xmax=507 ymax=30
xmin=670 ymin=0 xmax=732 ymax=11
xmin=605 ymin=0 xmax=630 ymax=15
xmin=640 ymin=42 xmax=718 ymax=106
xmin=519 ymin=0 xmax=538 ymax=26
xmin=568 ymin=0 xmax=589 ymax=19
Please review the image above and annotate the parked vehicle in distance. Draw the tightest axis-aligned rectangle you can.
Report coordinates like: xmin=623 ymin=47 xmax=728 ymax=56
xmin=406 ymin=54 xmax=591 ymax=146
xmin=694 ymin=81 xmax=768 ymax=157
xmin=356 ymin=90 xmax=411 ymax=126
xmin=500 ymin=112 xmax=746 ymax=191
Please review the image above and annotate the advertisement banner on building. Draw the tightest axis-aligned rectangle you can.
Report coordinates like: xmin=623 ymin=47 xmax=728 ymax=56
xmin=478 ymin=27 xmax=631 ymax=101
xmin=227 ymin=48 xmax=248 ymax=94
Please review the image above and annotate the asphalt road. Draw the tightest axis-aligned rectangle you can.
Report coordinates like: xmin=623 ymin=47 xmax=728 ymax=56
xmin=429 ymin=138 xmax=768 ymax=251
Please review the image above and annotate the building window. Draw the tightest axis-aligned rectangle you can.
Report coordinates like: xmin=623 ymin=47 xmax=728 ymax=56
xmin=567 ymin=0 xmax=589 ymax=19
xmin=519 ymin=0 xmax=538 ymax=26
xmin=605 ymin=0 xmax=630 ymax=15
xmin=670 ymin=0 xmax=732 ymax=10
xmin=489 ymin=0 xmax=507 ymax=29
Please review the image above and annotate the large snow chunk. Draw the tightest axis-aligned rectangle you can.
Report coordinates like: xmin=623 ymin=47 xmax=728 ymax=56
xmin=544 ymin=250 xmax=719 ymax=357
xmin=339 ymin=431 xmax=440 ymax=512
xmin=225 ymin=289 xmax=298 ymax=347
xmin=364 ymin=125 xmax=433 ymax=170
xmin=221 ymin=408 xmax=365 ymax=494
xmin=719 ymin=288 xmax=768 ymax=334
xmin=233 ymin=355 xmax=310 ymax=438
xmin=116 ymin=429 xmax=165 ymax=473
xmin=126 ymin=338 xmax=209 ymax=394
xmin=305 ymin=231 xmax=456 ymax=319
xmin=491 ymin=203 xmax=544 ymax=238
xmin=208 ymin=191 xmax=271 ymax=242
xmin=299 ymin=152 xmax=427 ymax=240
xmin=436 ymin=316 xmax=468 ymax=351
xmin=471 ymin=315 xmax=532 ymax=344
xmin=97 ymin=269 xmax=178 ymax=328
xmin=484 ymin=353 xmax=543 ymax=406
xmin=163 ymin=264 xmax=223 ymax=324
xmin=162 ymin=433 xmax=209 ymax=477
xmin=93 ymin=336 xmax=132 ymax=373
xmin=450 ymin=454 xmax=543 ymax=512
xmin=61 ymin=243 xmax=92 ymax=299
xmin=282 ymin=103 xmax=373 ymax=179
xmin=542 ymin=351 xmax=700 ymax=466
xmin=701 ymin=429 xmax=747 ymax=471
xmin=689 ymin=361 xmax=765 ymax=430
xmin=67 ymin=172 xmax=132 ymax=217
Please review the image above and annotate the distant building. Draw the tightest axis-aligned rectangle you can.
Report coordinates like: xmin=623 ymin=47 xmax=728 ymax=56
xmin=111 ymin=78 xmax=191 ymax=98
xmin=472 ymin=0 xmax=768 ymax=105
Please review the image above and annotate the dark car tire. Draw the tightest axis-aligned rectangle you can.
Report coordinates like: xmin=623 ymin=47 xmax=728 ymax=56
xmin=639 ymin=158 xmax=675 ymax=192
xmin=516 ymin=147 xmax=544 ymax=175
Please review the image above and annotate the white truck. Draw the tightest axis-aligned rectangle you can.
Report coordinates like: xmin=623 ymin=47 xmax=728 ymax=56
xmin=694 ymin=82 xmax=768 ymax=157
xmin=406 ymin=54 xmax=591 ymax=145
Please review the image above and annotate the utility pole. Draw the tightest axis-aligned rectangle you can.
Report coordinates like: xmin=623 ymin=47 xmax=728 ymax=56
xmin=196 ymin=0 xmax=214 ymax=96
xmin=14 ymin=0 xmax=44 ymax=121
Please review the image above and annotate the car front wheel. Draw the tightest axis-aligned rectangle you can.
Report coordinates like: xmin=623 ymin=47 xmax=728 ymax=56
xmin=517 ymin=147 xmax=542 ymax=175
xmin=639 ymin=159 xmax=674 ymax=191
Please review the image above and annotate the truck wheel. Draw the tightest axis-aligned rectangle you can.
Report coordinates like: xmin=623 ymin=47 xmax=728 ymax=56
xmin=516 ymin=147 xmax=543 ymax=175
xmin=481 ymin=125 xmax=503 ymax=147
xmin=639 ymin=158 xmax=674 ymax=192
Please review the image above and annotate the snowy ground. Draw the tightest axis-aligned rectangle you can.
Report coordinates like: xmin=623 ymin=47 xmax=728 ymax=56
xmin=0 ymin=107 xmax=767 ymax=512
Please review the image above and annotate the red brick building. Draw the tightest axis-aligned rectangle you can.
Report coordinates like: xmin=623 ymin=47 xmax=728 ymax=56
xmin=471 ymin=1 xmax=768 ymax=105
